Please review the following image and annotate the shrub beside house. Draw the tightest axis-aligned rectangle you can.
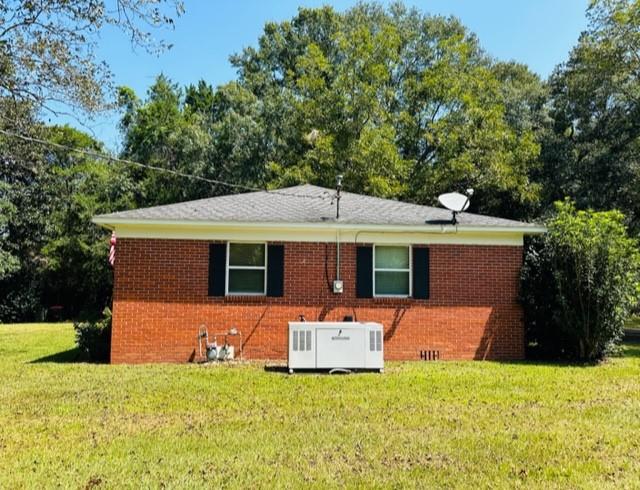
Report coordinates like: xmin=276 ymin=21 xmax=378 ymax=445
xmin=522 ymin=201 xmax=640 ymax=361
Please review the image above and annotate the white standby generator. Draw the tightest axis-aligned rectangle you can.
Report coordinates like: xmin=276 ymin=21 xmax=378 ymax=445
xmin=288 ymin=321 xmax=384 ymax=373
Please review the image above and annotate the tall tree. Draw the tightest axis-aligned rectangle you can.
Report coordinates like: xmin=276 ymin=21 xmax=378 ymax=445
xmin=0 ymin=0 xmax=186 ymax=321
xmin=119 ymin=76 xmax=273 ymax=205
xmin=0 ymin=180 xmax=19 ymax=280
xmin=490 ymin=61 xmax=550 ymax=217
xmin=0 ymin=0 xmax=184 ymax=117
xmin=118 ymin=75 xmax=213 ymax=206
xmin=0 ymin=101 xmax=53 ymax=320
xmin=39 ymin=126 xmax=135 ymax=318
xmin=226 ymin=3 xmax=541 ymax=217
xmin=544 ymin=0 xmax=640 ymax=231
xmin=0 ymin=114 xmax=135 ymax=321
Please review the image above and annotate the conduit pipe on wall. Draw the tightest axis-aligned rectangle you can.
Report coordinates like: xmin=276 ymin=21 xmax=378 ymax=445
xmin=336 ymin=229 xmax=341 ymax=281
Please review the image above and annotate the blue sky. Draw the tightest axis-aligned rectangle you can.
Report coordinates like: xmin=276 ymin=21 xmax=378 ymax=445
xmin=53 ymin=0 xmax=589 ymax=150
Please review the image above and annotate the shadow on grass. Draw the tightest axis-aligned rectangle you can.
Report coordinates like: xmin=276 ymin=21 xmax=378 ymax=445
xmin=264 ymin=365 xmax=289 ymax=374
xmin=498 ymin=358 xmax=599 ymax=368
xmin=29 ymin=347 xmax=105 ymax=364
xmin=264 ymin=365 xmax=383 ymax=375
xmin=496 ymin=342 xmax=640 ymax=367
xmin=26 ymin=344 xmax=640 ymax=367
xmin=624 ymin=329 xmax=640 ymax=344
xmin=623 ymin=344 xmax=640 ymax=358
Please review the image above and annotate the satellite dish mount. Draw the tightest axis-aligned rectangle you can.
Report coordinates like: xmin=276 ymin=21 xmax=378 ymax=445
xmin=437 ymin=189 xmax=474 ymax=225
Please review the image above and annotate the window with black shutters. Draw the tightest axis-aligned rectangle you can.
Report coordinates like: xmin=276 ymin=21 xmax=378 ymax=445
xmin=209 ymin=242 xmax=285 ymax=297
xmin=357 ymin=244 xmax=430 ymax=300
xmin=226 ymin=242 xmax=266 ymax=295
xmin=373 ymin=245 xmax=411 ymax=297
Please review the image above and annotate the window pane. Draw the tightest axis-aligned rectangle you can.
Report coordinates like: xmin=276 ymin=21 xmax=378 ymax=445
xmin=228 ymin=269 xmax=265 ymax=294
xmin=375 ymin=271 xmax=410 ymax=296
xmin=375 ymin=246 xmax=409 ymax=269
xmin=229 ymin=243 xmax=265 ymax=266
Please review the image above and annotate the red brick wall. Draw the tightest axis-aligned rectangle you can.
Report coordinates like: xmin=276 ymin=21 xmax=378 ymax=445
xmin=111 ymin=239 xmax=524 ymax=363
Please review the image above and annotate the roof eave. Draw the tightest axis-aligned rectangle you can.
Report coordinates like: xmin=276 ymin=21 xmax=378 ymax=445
xmin=91 ymin=216 xmax=546 ymax=235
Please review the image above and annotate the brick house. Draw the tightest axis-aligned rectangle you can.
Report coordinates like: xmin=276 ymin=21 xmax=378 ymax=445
xmin=93 ymin=184 xmax=544 ymax=364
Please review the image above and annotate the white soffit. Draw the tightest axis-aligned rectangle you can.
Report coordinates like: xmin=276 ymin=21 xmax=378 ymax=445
xmin=93 ymin=219 xmax=545 ymax=246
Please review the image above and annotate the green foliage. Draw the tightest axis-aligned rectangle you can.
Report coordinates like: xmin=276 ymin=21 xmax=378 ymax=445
xmin=73 ymin=308 xmax=112 ymax=362
xmin=0 ymin=113 xmax=134 ymax=321
xmin=118 ymin=4 xmax=543 ymax=216
xmin=0 ymin=103 xmax=57 ymax=321
xmin=119 ymin=76 xmax=214 ymax=205
xmin=208 ymin=82 xmax=271 ymax=189
xmin=225 ymin=4 xmax=543 ymax=217
xmin=38 ymin=126 xmax=136 ymax=318
xmin=522 ymin=200 xmax=640 ymax=361
xmin=542 ymin=0 xmax=640 ymax=231
xmin=0 ymin=0 xmax=184 ymax=321
xmin=0 ymin=181 xmax=19 ymax=280
xmin=0 ymin=287 xmax=42 ymax=323
xmin=0 ymin=0 xmax=183 ymax=115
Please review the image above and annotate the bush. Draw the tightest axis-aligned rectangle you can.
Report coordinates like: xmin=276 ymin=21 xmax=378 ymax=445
xmin=520 ymin=237 xmax=569 ymax=359
xmin=521 ymin=200 xmax=640 ymax=361
xmin=74 ymin=308 xmax=112 ymax=362
xmin=0 ymin=274 xmax=43 ymax=322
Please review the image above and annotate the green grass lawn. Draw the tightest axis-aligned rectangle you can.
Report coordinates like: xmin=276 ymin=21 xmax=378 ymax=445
xmin=1 ymin=324 xmax=640 ymax=489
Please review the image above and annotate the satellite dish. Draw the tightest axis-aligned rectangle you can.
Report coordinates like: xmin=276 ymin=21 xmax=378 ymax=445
xmin=437 ymin=190 xmax=473 ymax=224
xmin=438 ymin=192 xmax=470 ymax=212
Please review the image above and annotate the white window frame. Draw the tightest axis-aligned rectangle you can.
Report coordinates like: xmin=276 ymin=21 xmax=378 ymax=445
xmin=373 ymin=244 xmax=412 ymax=298
xmin=225 ymin=242 xmax=267 ymax=296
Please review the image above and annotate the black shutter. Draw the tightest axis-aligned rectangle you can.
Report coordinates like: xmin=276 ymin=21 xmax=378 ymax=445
xmin=266 ymin=244 xmax=284 ymax=297
xmin=356 ymin=246 xmax=373 ymax=298
xmin=208 ymin=243 xmax=226 ymax=296
xmin=412 ymin=247 xmax=429 ymax=299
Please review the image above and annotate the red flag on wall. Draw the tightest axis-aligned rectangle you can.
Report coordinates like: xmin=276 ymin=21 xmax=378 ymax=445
xmin=108 ymin=231 xmax=116 ymax=267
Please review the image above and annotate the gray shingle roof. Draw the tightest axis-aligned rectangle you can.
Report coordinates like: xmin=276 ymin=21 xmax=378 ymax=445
xmin=93 ymin=184 xmax=541 ymax=229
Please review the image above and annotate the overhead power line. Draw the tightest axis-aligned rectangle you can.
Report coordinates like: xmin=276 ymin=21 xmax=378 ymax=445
xmin=0 ymin=128 xmax=330 ymax=201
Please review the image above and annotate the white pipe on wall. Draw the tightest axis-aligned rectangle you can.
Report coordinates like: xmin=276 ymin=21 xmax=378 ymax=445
xmin=353 ymin=225 xmax=458 ymax=244
xmin=336 ymin=229 xmax=341 ymax=280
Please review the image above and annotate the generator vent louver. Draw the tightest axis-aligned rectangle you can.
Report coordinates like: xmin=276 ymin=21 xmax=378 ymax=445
xmin=369 ymin=330 xmax=382 ymax=352
xmin=292 ymin=330 xmax=312 ymax=352
xmin=420 ymin=350 xmax=440 ymax=360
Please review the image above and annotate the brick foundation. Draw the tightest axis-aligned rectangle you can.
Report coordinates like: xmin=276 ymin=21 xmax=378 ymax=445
xmin=111 ymin=239 xmax=524 ymax=363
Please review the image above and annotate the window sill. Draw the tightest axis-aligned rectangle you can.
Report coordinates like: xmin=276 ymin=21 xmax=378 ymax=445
xmin=226 ymin=292 xmax=266 ymax=296
xmin=373 ymin=294 xmax=411 ymax=299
